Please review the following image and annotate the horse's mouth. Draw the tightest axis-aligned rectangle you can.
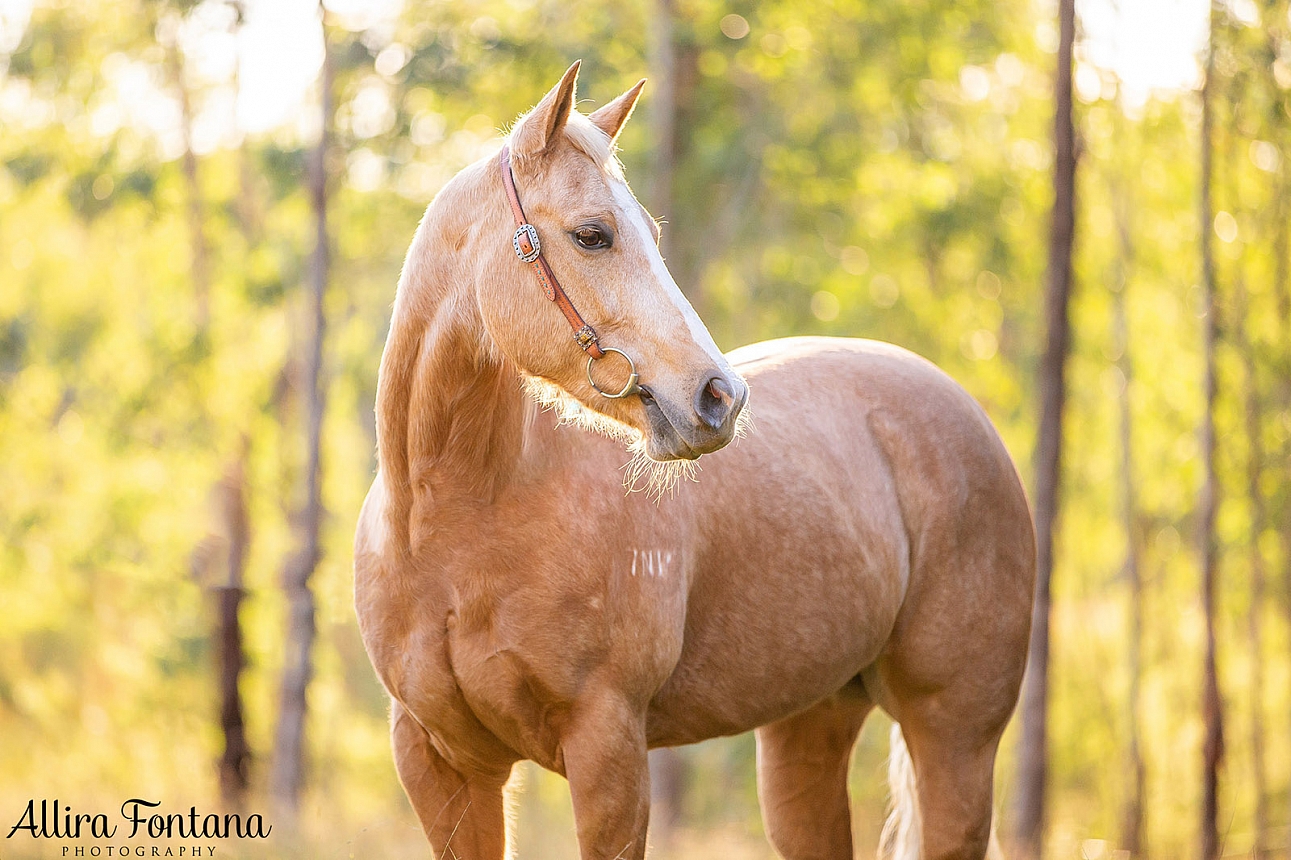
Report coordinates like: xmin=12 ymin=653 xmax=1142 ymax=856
xmin=640 ymin=385 xmax=744 ymax=462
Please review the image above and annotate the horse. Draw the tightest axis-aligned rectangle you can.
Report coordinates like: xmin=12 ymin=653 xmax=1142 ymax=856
xmin=354 ymin=61 xmax=1035 ymax=860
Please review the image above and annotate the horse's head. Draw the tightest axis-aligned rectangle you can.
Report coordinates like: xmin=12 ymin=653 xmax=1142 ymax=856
xmin=473 ymin=62 xmax=747 ymax=462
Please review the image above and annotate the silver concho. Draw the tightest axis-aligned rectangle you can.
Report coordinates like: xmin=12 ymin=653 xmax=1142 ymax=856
xmin=513 ymin=224 xmax=541 ymax=263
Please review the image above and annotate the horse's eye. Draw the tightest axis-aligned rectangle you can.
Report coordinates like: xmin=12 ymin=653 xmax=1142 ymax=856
xmin=573 ymin=226 xmax=610 ymax=250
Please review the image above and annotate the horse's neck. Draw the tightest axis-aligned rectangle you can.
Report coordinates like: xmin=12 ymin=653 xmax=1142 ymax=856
xmin=410 ymin=311 xmax=528 ymax=497
xmin=376 ymin=218 xmax=533 ymax=553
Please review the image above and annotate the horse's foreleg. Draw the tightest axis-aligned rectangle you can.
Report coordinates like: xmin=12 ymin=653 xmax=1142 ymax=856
xmin=391 ymin=701 xmax=511 ymax=860
xmin=561 ymin=694 xmax=651 ymax=860
xmin=754 ymin=691 xmax=872 ymax=860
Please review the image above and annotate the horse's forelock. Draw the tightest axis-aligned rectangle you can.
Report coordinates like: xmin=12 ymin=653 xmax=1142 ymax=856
xmin=562 ymin=112 xmax=625 ymax=181
xmin=510 ymin=109 xmax=625 ymax=182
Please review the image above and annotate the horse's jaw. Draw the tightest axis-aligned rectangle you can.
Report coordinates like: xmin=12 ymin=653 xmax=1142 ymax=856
xmin=523 ymin=372 xmax=746 ymax=497
xmin=521 ymin=373 xmax=642 ymax=446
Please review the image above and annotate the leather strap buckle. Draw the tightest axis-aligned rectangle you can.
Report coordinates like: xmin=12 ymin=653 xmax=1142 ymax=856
xmin=513 ymin=224 xmax=541 ymax=263
xmin=573 ymin=324 xmax=600 ymax=351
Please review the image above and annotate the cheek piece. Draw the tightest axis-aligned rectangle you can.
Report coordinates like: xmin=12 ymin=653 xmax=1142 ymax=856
xmin=498 ymin=145 xmax=640 ymax=400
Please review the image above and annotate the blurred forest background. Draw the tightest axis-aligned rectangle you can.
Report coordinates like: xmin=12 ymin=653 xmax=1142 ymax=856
xmin=2 ymin=0 xmax=1291 ymax=857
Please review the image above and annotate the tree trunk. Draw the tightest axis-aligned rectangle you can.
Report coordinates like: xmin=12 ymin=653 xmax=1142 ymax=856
xmin=646 ymin=0 xmax=705 ymax=322
xmin=1197 ymin=6 xmax=1225 ymax=856
xmin=1236 ymin=279 xmax=1268 ymax=859
xmin=1009 ymin=0 xmax=1076 ymax=854
xmin=232 ymin=4 xmax=261 ymax=245
xmin=216 ymin=441 xmax=252 ymax=808
xmin=1110 ymin=190 xmax=1145 ymax=859
xmin=1263 ymin=73 xmax=1291 ymax=860
xmin=648 ymin=746 xmax=684 ymax=850
xmin=270 ymin=16 xmax=331 ymax=817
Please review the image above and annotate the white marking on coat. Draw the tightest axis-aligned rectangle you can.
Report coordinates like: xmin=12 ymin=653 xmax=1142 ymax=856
xmin=611 ymin=181 xmax=733 ymax=377
xmin=627 ymin=548 xmax=672 ymax=578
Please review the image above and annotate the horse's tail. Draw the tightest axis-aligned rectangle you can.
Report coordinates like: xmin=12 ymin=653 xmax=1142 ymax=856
xmin=878 ymin=723 xmax=1005 ymax=860
xmin=878 ymin=723 xmax=921 ymax=860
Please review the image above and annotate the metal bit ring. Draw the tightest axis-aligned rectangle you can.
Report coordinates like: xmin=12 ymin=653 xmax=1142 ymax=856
xmin=587 ymin=348 xmax=640 ymax=399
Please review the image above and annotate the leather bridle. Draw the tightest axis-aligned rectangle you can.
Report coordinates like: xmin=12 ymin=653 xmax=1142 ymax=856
xmin=499 ymin=144 xmax=640 ymax=399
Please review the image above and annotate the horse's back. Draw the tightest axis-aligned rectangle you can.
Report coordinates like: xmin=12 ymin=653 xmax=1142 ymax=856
xmin=727 ymin=336 xmax=1027 ymax=526
xmin=730 ymin=336 xmax=998 ymax=440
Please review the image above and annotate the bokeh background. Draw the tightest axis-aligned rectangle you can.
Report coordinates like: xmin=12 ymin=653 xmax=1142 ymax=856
xmin=1 ymin=0 xmax=1289 ymax=857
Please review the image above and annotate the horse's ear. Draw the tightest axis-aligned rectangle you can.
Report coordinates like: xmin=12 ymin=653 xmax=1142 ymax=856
xmin=511 ymin=60 xmax=581 ymax=157
xmin=589 ymin=79 xmax=646 ymax=146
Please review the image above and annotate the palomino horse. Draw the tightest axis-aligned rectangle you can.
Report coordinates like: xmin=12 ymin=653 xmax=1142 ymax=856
xmin=355 ymin=62 xmax=1035 ymax=860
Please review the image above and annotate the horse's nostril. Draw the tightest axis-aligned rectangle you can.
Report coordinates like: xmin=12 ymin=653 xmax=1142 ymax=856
xmin=709 ymin=378 xmax=734 ymax=407
xmin=695 ymin=375 xmax=735 ymax=431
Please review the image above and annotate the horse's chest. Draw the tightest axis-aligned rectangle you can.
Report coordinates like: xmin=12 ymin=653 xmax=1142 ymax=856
xmin=443 ymin=610 xmax=587 ymax=770
xmin=361 ymin=505 xmax=693 ymax=769
xmin=441 ymin=548 xmax=690 ymax=767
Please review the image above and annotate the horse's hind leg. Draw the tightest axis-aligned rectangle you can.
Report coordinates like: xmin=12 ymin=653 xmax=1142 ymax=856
xmin=887 ymin=695 xmax=1005 ymax=860
xmin=755 ymin=690 xmax=873 ymax=860
xmin=871 ymin=607 xmax=1022 ymax=860
xmin=391 ymin=702 xmax=511 ymax=860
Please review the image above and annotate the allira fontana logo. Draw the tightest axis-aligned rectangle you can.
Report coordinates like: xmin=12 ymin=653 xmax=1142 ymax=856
xmin=6 ymin=798 xmax=272 ymax=844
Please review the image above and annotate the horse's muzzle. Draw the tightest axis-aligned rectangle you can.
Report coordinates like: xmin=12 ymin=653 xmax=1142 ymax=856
xmin=641 ymin=374 xmax=748 ymax=461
